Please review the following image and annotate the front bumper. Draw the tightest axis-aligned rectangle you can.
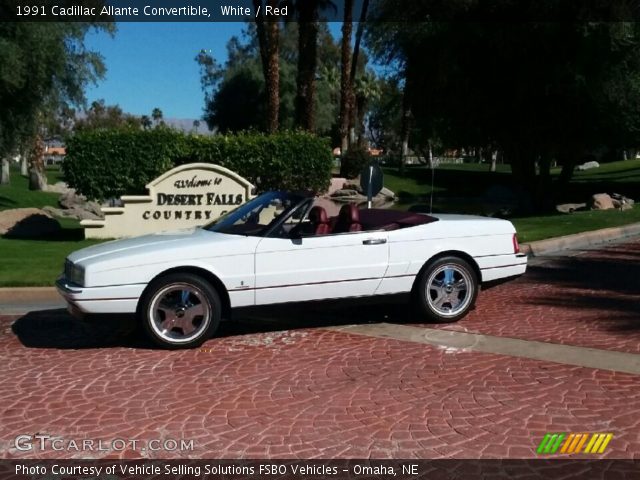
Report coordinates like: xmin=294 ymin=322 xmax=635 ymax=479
xmin=55 ymin=277 xmax=146 ymax=316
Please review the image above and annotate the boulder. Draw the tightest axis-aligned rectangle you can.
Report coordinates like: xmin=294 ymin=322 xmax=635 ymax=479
xmin=42 ymin=206 xmax=102 ymax=221
xmin=45 ymin=181 xmax=73 ymax=194
xmin=556 ymin=203 xmax=587 ymax=214
xmin=589 ymin=193 xmax=615 ymax=210
xmin=59 ymin=190 xmax=83 ymax=210
xmin=0 ymin=208 xmax=61 ymax=238
xmin=342 ymin=181 xmax=363 ymax=194
xmin=331 ymin=189 xmax=361 ymax=198
xmin=610 ymin=193 xmax=635 ymax=210
xmin=576 ymin=160 xmax=600 ymax=171
xmin=57 ymin=191 xmax=103 ymax=219
xmin=379 ymin=187 xmax=396 ymax=199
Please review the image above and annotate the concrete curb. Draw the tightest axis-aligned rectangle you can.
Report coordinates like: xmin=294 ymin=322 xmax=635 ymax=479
xmin=521 ymin=221 xmax=640 ymax=256
xmin=0 ymin=287 xmax=58 ymax=302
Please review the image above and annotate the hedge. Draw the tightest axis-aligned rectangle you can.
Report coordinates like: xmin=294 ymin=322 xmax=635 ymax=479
xmin=63 ymin=129 xmax=334 ymax=200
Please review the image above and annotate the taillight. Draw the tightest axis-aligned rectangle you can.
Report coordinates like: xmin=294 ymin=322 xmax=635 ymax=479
xmin=513 ymin=233 xmax=520 ymax=254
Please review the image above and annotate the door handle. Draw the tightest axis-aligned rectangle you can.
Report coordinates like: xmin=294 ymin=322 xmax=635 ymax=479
xmin=363 ymin=238 xmax=387 ymax=245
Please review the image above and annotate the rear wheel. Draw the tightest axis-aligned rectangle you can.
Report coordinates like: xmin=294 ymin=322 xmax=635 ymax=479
xmin=140 ymin=273 xmax=221 ymax=349
xmin=415 ymin=256 xmax=479 ymax=323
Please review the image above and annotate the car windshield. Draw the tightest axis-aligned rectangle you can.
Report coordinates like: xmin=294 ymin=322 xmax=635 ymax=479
xmin=204 ymin=191 xmax=308 ymax=236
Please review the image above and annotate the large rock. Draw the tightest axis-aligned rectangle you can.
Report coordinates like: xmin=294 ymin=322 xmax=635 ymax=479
xmin=611 ymin=193 xmax=635 ymax=210
xmin=45 ymin=181 xmax=73 ymax=194
xmin=42 ymin=205 xmax=102 ymax=221
xmin=576 ymin=160 xmax=600 ymax=171
xmin=589 ymin=193 xmax=615 ymax=210
xmin=0 ymin=208 xmax=61 ymax=238
xmin=57 ymin=190 xmax=103 ymax=219
xmin=556 ymin=203 xmax=587 ymax=214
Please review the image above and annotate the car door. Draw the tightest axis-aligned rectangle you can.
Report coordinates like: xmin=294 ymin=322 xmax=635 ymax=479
xmin=254 ymin=230 xmax=389 ymax=305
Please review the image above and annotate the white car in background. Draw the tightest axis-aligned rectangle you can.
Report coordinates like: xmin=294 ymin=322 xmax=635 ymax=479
xmin=57 ymin=191 xmax=527 ymax=348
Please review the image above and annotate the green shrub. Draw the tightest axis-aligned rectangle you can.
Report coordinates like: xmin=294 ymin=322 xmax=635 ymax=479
xmin=340 ymin=146 xmax=371 ymax=179
xmin=64 ymin=129 xmax=333 ymax=200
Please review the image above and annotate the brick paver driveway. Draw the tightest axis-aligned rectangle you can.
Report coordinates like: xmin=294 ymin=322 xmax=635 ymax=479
xmin=0 ymin=241 xmax=639 ymax=459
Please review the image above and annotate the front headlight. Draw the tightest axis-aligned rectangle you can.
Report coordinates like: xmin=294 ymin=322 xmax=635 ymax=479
xmin=64 ymin=259 xmax=85 ymax=286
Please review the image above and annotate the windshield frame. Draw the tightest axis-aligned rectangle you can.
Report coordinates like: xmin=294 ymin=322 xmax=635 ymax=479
xmin=203 ymin=191 xmax=310 ymax=237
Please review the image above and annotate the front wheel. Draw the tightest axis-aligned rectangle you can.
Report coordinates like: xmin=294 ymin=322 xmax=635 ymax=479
xmin=140 ymin=273 xmax=221 ymax=349
xmin=415 ymin=256 xmax=479 ymax=323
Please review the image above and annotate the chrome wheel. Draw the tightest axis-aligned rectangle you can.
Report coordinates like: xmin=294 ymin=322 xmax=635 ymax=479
xmin=148 ymin=283 xmax=211 ymax=344
xmin=425 ymin=263 xmax=474 ymax=318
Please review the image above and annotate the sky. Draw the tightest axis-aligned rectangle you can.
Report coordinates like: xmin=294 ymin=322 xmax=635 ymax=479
xmin=85 ymin=22 xmax=343 ymax=120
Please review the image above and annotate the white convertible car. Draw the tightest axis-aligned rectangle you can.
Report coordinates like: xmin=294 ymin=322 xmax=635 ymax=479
xmin=57 ymin=191 xmax=527 ymax=348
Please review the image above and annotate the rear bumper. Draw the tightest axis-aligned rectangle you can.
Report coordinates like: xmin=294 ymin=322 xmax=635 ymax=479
xmin=55 ymin=277 xmax=145 ymax=315
xmin=478 ymin=253 xmax=527 ymax=282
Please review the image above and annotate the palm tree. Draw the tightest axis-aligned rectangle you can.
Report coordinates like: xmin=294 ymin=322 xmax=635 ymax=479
xmin=193 ymin=119 xmax=201 ymax=133
xmin=353 ymin=72 xmax=381 ymax=146
xmin=151 ymin=107 xmax=163 ymax=126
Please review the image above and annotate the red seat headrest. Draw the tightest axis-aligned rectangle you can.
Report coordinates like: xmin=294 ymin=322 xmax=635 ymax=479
xmin=309 ymin=206 xmax=329 ymax=224
xmin=339 ymin=204 xmax=360 ymax=223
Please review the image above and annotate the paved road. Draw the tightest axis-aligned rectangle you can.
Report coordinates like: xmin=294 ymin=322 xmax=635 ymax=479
xmin=0 ymin=241 xmax=639 ymax=459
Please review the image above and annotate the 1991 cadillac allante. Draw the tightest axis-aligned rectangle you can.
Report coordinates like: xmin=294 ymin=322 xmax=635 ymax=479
xmin=57 ymin=191 xmax=527 ymax=348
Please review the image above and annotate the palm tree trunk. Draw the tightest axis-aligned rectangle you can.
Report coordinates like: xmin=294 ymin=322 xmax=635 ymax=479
xmin=347 ymin=0 xmax=368 ymax=149
xmin=265 ymin=4 xmax=280 ymax=132
xmin=0 ymin=158 xmax=9 ymax=185
xmin=295 ymin=0 xmax=319 ymax=132
xmin=339 ymin=0 xmax=353 ymax=154
xmin=350 ymin=0 xmax=369 ymax=82
xmin=254 ymin=0 xmax=280 ymax=132
xmin=400 ymin=83 xmax=412 ymax=176
xmin=20 ymin=151 xmax=28 ymax=176
xmin=28 ymin=135 xmax=47 ymax=191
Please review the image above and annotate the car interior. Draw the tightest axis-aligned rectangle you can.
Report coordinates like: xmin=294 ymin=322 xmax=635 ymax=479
xmin=287 ymin=203 xmax=438 ymax=238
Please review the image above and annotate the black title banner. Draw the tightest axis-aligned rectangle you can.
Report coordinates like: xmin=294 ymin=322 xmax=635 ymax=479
xmin=2 ymin=0 xmax=640 ymax=22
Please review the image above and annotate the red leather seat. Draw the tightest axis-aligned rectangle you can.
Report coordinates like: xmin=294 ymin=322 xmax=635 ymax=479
xmin=333 ymin=204 xmax=362 ymax=233
xmin=308 ymin=206 xmax=330 ymax=235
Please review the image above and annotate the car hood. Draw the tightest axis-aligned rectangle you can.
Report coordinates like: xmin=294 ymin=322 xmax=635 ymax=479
xmin=68 ymin=228 xmax=244 ymax=264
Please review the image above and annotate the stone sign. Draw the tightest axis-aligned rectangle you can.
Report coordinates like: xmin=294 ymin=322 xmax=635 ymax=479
xmin=82 ymin=163 xmax=255 ymax=239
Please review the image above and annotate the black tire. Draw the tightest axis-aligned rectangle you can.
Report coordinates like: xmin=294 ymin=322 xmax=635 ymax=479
xmin=414 ymin=256 xmax=479 ymax=323
xmin=139 ymin=273 xmax=221 ymax=349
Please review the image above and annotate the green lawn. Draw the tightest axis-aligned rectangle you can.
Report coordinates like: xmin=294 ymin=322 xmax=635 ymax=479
xmin=512 ymin=208 xmax=640 ymax=243
xmin=0 ymin=169 xmax=61 ymax=211
xmin=0 ymin=166 xmax=104 ymax=286
xmin=0 ymin=235 xmax=100 ymax=287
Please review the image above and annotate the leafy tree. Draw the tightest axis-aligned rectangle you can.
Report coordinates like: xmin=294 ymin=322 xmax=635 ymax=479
xmin=197 ymin=24 xmax=341 ymax=135
xmin=353 ymin=71 xmax=381 ymax=146
xmin=367 ymin=3 xmax=640 ymax=210
xmin=141 ymin=115 xmax=153 ymax=130
xmin=74 ymin=100 xmax=141 ymax=131
xmin=0 ymin=21 xmax=114 ymax=188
